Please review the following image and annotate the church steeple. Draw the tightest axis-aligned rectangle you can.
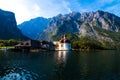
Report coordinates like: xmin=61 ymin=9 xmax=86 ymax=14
xmin=59 ymin=34 xmax=70 ymax=43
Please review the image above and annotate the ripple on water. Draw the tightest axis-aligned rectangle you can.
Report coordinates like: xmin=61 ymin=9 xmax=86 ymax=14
xmin=1 ymin=67 xmax=39 ymax=80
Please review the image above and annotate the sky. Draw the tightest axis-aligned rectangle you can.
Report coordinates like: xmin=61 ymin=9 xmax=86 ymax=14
xmin=0 ymin=0 xmax=120 ymax=24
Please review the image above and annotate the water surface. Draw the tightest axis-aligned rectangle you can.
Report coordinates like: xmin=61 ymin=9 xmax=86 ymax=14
xmin=0 ymin=50 xmax=120 ymax=80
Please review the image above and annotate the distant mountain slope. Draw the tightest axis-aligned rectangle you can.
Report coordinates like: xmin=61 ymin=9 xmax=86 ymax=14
xmin=18 ymin=17 xmax=50 ymax=40
xmin=38 ymin=10 xmax=120 ymax=42
xmin=0 ymin=9 xmax=28 ymax=40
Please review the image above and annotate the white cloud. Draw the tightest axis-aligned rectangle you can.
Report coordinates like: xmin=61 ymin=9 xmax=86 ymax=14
xmin=62 ymin=1 xmax=72 ymax=13
xmin=34 ymin=4 xmax=40 ymax=12
xmin=0 ymin=0 xmax=74 ymax=24
xmin=0 ymin=0 xmax=34 ymax=24
xmin=0 ymin=0 xmax=119 ymax=24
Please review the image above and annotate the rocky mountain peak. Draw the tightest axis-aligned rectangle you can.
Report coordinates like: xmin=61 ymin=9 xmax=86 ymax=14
xmin=38 ymin=10 xmax=120 ymax=41
xmin=0 ymin=9 xmax=28 ymax=40
xmin=18 ymin=10 xmax=120 ymax=42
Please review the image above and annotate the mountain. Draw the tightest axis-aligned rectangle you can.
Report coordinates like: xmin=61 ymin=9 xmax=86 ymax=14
xmin=0 ymin=9 xmax=28 ymax=40
xmin=38 ymin=10 xmax=120 ymax=43
xmin=18 ymin=17 xmax=50 ymax=40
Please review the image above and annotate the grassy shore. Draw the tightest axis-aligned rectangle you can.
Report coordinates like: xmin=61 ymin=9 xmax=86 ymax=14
xmin=0 ymin=46 xmax=14 ymax=50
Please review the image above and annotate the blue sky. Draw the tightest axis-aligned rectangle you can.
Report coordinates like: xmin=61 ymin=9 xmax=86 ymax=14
xmin=0 ymin=0 xmax=120 ymax=24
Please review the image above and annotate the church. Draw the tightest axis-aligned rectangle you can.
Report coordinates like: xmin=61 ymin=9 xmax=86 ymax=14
xmin=53 ymin=34 xmax=71 ymax=50
xmin=14 ymin=35 xmax=71 ymax=51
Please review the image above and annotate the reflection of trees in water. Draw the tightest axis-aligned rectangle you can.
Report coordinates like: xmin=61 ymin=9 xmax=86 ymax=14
xmin=53 ymin=51 xmax=70 ymax=80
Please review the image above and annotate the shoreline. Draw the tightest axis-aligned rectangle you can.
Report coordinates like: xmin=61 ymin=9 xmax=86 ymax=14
xmin=0 ymin=46 xmax=117 ymax=52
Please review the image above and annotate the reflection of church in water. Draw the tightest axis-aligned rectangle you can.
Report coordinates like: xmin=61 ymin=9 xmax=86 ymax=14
xmin=54 ymin=51 xmax=69 ymax=67
xmin=54 ymin=51 xmax=70 ymax=79
xmin=57 ymin=51 xmax=68 ymax=63
xmin=56 ymin=51 xmax=70 ymax=65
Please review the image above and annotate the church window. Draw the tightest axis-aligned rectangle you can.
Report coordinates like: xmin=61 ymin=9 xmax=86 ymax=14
xmin=61 ymin=44 xmax=63 ymax=47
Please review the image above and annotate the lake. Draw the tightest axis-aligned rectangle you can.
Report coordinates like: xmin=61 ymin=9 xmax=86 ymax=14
xmin=0 ymin=50 xmax=120 ymax=80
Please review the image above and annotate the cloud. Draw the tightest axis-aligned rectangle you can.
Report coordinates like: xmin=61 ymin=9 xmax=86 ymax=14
xmin=34 ymin=0 xmax=72 ymax=16
xmin=0 ymin=0 xmax=120 ymax=24
xmin=14 ymin=0 xmax=73 ymax=24
xmin=62 ymin=1 xmax=72 ymax=13
xmin=0 ymin=0 xmax=102 ymax=24
xmin=26 ymin=0 xmax=73 ymax=18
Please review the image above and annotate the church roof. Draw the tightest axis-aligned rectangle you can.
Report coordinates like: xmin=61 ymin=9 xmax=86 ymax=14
xmin=60 ymin=39 xmax=71 ymax=43
xmin=59 ymin=34 xmax=71 ymax=43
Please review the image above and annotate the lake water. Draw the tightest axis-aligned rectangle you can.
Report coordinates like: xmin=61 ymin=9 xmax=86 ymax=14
xmin=0 ymin=50 xmax=120 ymax=80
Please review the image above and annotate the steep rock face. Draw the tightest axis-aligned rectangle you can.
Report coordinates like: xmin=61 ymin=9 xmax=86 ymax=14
xmin=0 ymin=9 xmax=28 ymax=40
xmin=38 ymin=10 xmax=120 ymax=42
xmin=18 ymin=17 xmax=50 ymax=40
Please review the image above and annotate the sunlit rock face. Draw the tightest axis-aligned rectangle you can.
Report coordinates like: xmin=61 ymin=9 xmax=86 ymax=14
xmin=0 ymin=9 xmax=28 ymax=40
xmin=0 ymin=67 xmax=39 ymax=80
xmin=18 ymin=10 xmax=120 ymax=42
xmin=38 ymin=10 xmax=120 ymax=42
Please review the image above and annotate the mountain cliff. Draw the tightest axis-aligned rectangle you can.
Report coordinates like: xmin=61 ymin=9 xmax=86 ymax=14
xmin=0 ymin=9 xmax=28 ymax=40
xmin=38 ymin=10 xmax=120 ymax=42
xmin=18 ymin=10 xmax=120 ymax=44
xmin=18 ymin=17 xmax=50 ymax=40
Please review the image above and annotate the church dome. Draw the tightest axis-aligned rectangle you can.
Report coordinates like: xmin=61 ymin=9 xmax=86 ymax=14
xmin=59 ymin=34 xmax=71 ymax=43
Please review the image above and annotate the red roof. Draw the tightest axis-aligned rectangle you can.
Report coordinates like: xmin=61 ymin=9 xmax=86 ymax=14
xmin=59 ymin=39 xmax=71 ymax=43
xmin=59 ymin=34 xmax=71 ymax=43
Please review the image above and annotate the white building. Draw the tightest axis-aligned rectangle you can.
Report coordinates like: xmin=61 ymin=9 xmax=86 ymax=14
xmin=53 ymin=35 xmax=71 ymax=50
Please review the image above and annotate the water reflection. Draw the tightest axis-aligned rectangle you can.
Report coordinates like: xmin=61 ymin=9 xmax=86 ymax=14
xmin=53 ymin=51 xmax=70 ymax=80
xmin=1 ymin=50 xmax=120 ymax=80
xmin=57 ymin=51 xmax=68 ymax=63
xmin=0 ymin=67 xmax=38 ymax=80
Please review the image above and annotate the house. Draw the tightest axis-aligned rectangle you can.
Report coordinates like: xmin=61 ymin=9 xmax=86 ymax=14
xmin=15 ymin=40 xmax=41 ymax=51
xmin=14 ymin=40 xmax=54 ymax=51
xmin=53 ymin=35 xmax=71 ymax=50
xmin=40 ymin=41 xmax=54 ymax=50
xmin=14 ymin=35 xmax=71 ymax=51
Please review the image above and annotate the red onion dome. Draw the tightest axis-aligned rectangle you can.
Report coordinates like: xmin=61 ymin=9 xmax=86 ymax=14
xmin=64 ymin=39 xmax=71 ymax=43
xmin=60 ymin=39 xmax=71 ymax=43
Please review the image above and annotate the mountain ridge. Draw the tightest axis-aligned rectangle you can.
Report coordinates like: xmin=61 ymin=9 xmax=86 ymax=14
xmin=37 ymin=10 xmax=120 ymax=42
xmin=18 ymin=10 xmax=120 ymax=44
xmin=18 ymin=17 xmax=50 ymax=40
xmin=0 ymin=9 xmax=28 ymax=40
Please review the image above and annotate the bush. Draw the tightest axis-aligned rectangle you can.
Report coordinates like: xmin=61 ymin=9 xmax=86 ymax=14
xmin=0 ymin=39 xmax=23 ymax=47
xmin=72 ymin=37 xmax=104 ymax=50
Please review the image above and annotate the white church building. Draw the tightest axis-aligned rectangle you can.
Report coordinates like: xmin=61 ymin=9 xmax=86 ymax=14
xmin=53 ymin=35 xmax=71 ymax=50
